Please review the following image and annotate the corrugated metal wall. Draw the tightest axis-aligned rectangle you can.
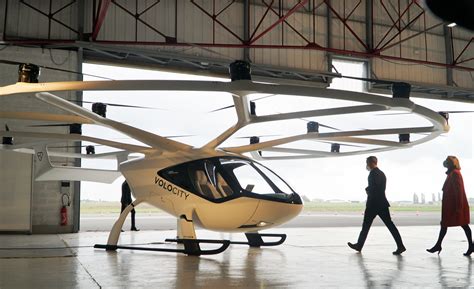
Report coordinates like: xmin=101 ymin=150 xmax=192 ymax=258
xmin=1 ymin=0 xmax=473 ymax=89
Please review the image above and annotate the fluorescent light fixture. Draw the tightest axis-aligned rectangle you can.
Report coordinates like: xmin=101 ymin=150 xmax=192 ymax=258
xmin=447 ymin=23 xmax=457 ymax=27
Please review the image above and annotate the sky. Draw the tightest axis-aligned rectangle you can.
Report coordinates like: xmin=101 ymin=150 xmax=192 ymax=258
xmin=80 ymin=62 xmax=473 ymax=203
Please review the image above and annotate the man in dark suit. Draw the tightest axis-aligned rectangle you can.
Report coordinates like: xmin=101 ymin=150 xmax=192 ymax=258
xmin=121 ymin=181 xmax=139 ymax=231
xmin=348 ymin=156 xmax=405 ymax=255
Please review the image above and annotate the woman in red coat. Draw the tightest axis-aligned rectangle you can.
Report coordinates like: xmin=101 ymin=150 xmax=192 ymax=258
xmin=427 ymin=156 xmax=473 ymax=256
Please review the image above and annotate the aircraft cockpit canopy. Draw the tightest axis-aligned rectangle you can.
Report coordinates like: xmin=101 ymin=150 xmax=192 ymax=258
xmin=159 ymin=157 xmax=298 ymax=203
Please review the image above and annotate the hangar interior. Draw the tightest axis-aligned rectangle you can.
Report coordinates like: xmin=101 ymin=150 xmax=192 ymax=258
xmin=0 ymin=1 xmax=473 ymax=288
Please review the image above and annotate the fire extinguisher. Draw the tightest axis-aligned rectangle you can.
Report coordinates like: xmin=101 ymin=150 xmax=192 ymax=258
xmin=61 ymin=194 xmax=70 ymax=226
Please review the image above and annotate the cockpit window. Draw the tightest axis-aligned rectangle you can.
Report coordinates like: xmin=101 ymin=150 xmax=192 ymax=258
xmin=253 ymin=162 xmax=294 ymax=195
xmin=159 ymin=156 xmax=295 ymax=201
xmin=221 ymin=159 xmax=275 ymax=195
xmin=219 ymin=158 xmax=294 ymax=198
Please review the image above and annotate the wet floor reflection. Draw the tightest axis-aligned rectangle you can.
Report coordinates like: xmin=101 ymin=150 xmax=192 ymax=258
xmin=434 ymin=256 xmax=472 ymax=288
xmin=173 ymin=247 xmax=287 ymax=289
xmin=353 ymin=254 xmax=404 ymax=288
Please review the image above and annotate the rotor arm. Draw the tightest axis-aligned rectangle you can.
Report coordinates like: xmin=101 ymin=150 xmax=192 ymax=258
xmin=222 ymin=126 xmax=436 ymax=154
xmin=35 ymin=92 xmax=191 ymax=152
xmin=202 ymin=90 xmax=254 ymax=150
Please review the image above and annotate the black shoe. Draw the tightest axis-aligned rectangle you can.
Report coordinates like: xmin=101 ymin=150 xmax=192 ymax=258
xmin=347 ymin=242 xmax=362 ymax=252
xmin=131 ymin=227 xmax=140 ymax=231
xmin=463 ymin=243 xmax=473 ymax=257
xmin=392 ymin=246 xmax=406 ymax=255
xmin=426 ymin=245 xmax=442 ymax=255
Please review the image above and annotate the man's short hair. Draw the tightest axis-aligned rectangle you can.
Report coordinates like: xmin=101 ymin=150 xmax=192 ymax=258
xmin=366 ymin=156 xmax=378 ymax=165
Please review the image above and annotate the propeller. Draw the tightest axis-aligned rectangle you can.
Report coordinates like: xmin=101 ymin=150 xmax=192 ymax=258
xmin=300 ymin=118 xmax=341 ymax=131
xmin=0 ymin=59 xmax=112 ymax=80
xmin=338 ymin=74 xmax=395 ymax=85
xmin=209 ymin=94 xmax=276 ymax=113
xmin=69 ymin=100 xmax=165 ymax=110
xmin=314 ymin=140 xmax=364 ymax=148
xmin=377 ymin=110 xmax=474 ymax=116
xmin=234 ymin=134 xmax=280 ymax=139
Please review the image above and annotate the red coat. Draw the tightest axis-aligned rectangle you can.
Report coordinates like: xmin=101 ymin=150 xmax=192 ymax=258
xmin=441 ymin=169 xmax=470 ymax=227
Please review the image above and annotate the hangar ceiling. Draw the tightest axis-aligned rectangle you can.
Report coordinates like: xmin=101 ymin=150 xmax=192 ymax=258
xmin=0 ymin=0 xmax=473 ymax=101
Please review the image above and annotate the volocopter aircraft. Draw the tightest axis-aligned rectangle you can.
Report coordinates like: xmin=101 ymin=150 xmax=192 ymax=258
xmin=0 ymin=60 xmax=450 ymax=255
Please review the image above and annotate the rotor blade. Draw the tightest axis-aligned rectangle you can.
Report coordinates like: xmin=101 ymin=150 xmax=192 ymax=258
xmin=415 ymin=132 xmax=446 ymax=137
xmin=298 ymin=117 xmax=341 ymax=131
xmin=209 ymin=104 xmax=235 ymax=113
xmin=28 ymin=123 xmax=71 ymax=127
xmin=209 ymin=94 xmax=277 ymax=113
xmin=0 ymin=59 xmax=112 ymax=80
xmin=376 ymin=112 xmax=410 ymax=116
xmin=48 ymin=144 xmax=105 ymax=149
xmin=315 ymin=140 xmax=364 ymax=148
xmin=441 ymin=111 xmax=474 ymax=113
xmin=253 ymin=94 xmax=276 ymax=101
xmin=378 ymin=110 xmax=474 ymax=116
xmin=70 ymin=100 xmax=165 ymax=110
xmin=235 ymin=134 xmax=280 ymax=139
xmin=163 ymin=135 xmax=195 ymax=138
xmin=339 ymin=75 xmax=394 ymax=85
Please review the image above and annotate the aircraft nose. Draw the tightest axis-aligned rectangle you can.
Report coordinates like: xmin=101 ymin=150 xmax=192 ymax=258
xmin=245 ymin=198 xmax=303 ymax=229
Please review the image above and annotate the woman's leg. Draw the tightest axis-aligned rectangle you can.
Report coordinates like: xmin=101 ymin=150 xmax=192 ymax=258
xmin=427 ymin=226 xmax=447 ymax=253
xmin=461 ymin=225 xmax=473 ymax=255
xmin=431 ymin=226 xmax=447 ymax=248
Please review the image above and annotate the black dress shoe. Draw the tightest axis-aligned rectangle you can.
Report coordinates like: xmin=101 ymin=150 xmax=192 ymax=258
xmin=131 ymin=227 xmax=140 ymax=231
xmin=347 ymin=242 xmax=362 ymax=252
xmin=392 ymin=246 xmax=406 ymax=255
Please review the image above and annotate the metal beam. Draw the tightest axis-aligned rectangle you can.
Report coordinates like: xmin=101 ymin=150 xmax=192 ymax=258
xmin=91 ymin=0 xmax=111 ymax=40
xmin=444 ymin=26 xmax=454 ymax=88
xmin=249 ymin=0 xmax=309 ymax=45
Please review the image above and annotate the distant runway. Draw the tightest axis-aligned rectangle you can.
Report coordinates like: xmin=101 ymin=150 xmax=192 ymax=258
xmin=79 ymin=212 xmax=451 ymax=232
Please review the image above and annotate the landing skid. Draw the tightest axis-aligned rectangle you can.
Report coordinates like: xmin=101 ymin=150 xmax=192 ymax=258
xmin=94 ymin=239 xmax=230 ymax=256
xmin=231 ymin=233 xmax=287 ymax=247
xmin=166 ymin=233 xmax=287 ymax=249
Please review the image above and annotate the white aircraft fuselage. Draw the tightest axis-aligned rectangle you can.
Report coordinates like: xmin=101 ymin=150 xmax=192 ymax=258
xmin=121 ymin=149 xmax=303 ymax=232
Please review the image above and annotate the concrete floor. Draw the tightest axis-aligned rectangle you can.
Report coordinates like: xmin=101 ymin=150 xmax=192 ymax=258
xmin=0 ymin=226 xmax=472 ymax=288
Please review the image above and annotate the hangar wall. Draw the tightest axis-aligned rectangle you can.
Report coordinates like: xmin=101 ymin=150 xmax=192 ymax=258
xmin=0 ymin=46 xmax=80 ymax=233
xmin=1 ymin=1 xmax=471 ymax=90
xmin=77 ymin=0 xmax=471 ymax=88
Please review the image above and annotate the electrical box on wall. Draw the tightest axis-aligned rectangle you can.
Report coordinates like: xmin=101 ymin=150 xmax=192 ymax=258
xmin=60 ymin=181 xmax=70 ymax=195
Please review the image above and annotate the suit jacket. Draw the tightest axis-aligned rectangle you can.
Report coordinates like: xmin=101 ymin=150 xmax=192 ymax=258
xmin=366 ymin=167 xmax=390 ymax=209
xmin=121 ymin=181 xmax=133 ymax=205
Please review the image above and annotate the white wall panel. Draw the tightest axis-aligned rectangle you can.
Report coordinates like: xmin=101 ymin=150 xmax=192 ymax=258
xmin=0 ymin=151 xmax=32 ymax=232
xmin=0 ymin=46 xmax=79 ymax=233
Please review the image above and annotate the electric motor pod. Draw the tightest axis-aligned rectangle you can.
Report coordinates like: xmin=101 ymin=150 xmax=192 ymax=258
xmin=250 ymin=136 xmax=260 ymax=144
xmin=399 ymin=133 xmax=410 ymax=143
xmin=392 ymin=82 xmax=411 ymax=99
xmin=69 ymin=123 xmax=82 ymax=135
xmin=18 ymin=63 xmax=40 ymax=83
xmin=229 ymin=60 xmax=251 ymax=81
xmin=92 ymin=102 xmax=107 ymax=118
xmin=307 ymin=121 xmax=319 ymax=133
xmin=86 ymin=145 xmax=95 ymax=155
xmin=331 ymin=143 xmax=340 ymax=153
